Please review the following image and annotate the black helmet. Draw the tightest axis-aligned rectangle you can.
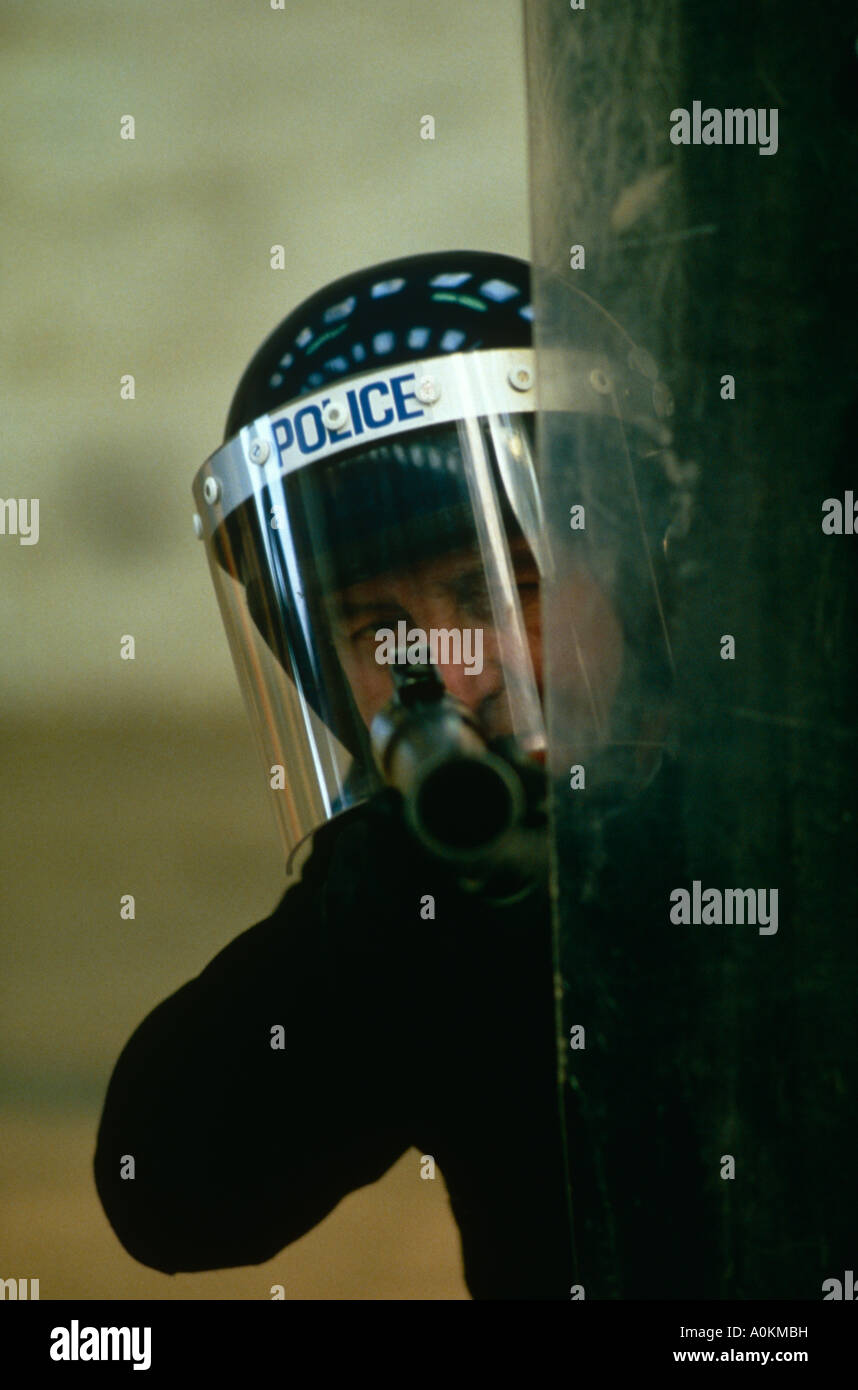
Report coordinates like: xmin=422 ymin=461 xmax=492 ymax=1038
xmin=192 ymin=251 xmax=681 ymax=861
xmin=224 ymin=250 xmax=533 ymax=437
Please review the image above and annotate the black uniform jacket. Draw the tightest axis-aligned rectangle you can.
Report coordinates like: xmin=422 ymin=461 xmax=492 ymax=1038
xmin=94 ymin=790 xmax=574 ymax=1299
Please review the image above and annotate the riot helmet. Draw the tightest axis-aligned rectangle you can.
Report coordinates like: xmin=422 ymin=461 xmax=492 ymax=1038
xmin=192 ymin=251 xmax=685 ymax=862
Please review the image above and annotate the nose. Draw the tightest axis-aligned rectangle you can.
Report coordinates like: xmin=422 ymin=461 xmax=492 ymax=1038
xmin=438 ymin=659 xmax=510 ymax=743
xmin=437 ymin=657 xmax=503 ymax=715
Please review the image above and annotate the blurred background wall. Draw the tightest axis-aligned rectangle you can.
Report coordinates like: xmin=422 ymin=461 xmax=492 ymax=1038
xmin=0 ymin=0 xmax=530 ymax=1299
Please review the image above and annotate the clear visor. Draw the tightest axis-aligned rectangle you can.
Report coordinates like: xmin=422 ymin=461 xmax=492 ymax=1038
xmin=193 ymin=347 xmax=671 ymax=862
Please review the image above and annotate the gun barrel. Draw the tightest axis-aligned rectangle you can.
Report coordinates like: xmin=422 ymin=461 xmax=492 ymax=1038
xmin=371 ymin=694 xmax=525 ymax=864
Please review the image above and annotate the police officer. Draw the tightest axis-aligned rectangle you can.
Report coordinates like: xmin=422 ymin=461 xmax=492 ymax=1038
xmin=94 ymin=251 xmax=679 ymax=1299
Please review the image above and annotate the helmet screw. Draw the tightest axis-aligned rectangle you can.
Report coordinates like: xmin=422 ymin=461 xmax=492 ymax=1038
xmin=193 ymin=513 xmax=204 ymax=540
xmin=508 ymin=364 xmax=533 ymax=392
xmin=203 ymin=476 xmax=221 ymax=505
xmin=248 ymin=438 xmax=270 ymax=465
xmin=322 ymin=400 xmax=348 ymax=432
xmin=416 ymin=376 xmax=440 ymax=405
xmin=589 ymin=368 xmax=612 ymax=395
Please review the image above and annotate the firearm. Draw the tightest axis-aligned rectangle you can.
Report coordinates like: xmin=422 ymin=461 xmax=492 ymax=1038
xmin=369 ymin=657 xmax=547 ymax=900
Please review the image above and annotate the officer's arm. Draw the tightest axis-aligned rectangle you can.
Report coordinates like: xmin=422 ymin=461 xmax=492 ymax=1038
xmin=93 ymin=814 xmax=413 ymax=1275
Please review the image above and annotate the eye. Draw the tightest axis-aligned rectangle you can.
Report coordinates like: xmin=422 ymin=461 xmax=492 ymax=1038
xmin=347 ymin=609 xmax=411 ymax=643
xmin=459 ymin=593 xmax=483 ymax=617
xmin=348 ymin=618 xmax=394 ymax=643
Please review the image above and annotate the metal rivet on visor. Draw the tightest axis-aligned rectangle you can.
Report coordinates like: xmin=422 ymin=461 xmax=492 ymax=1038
xmin=508 ymin=364 xmax=533 ymax=391
xmin=589 ymin=368 xmax=613 ymax=395
xmin=247 ymin=438 xmax=270 ymax=465
xmin=203 ymin=476 xmax=222 ymax=504
xmin=416 ymin=376 xmax=441 ymax=405
xmin=322 ymin=400 xmax=348 ymax=432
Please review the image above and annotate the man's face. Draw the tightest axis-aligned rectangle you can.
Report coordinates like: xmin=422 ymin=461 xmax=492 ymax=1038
xmin=328 ymin=532 xmax=624 ymax=743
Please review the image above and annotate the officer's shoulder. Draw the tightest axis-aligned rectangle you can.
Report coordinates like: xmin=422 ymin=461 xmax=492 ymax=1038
xmin=271 ymin=790 xmax=410 ymax=910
